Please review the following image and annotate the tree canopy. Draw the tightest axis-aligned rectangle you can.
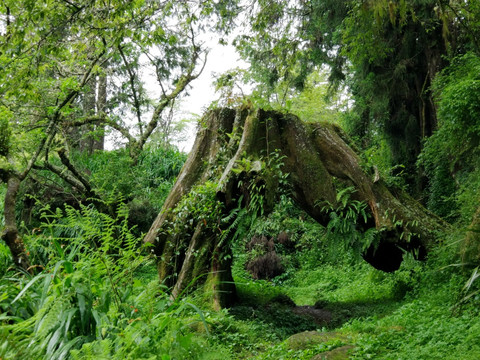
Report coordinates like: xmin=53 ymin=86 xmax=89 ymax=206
xmin=235 ymin=0 xmax=480 ymax=190
xmin=0 ymin=0 xmax=236 ymax=268
xmin=1 ymin=1 xmax=480 ymax=358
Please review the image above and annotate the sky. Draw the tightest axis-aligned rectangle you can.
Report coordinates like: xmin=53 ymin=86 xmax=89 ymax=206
xmin=173 ymin=41 xmax=247 ymax=152
xmin=105 ymin=40 xmax=246 ymax=152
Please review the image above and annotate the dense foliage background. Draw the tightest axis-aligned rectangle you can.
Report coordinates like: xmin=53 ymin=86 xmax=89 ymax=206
xmin=1 ymin=0 xmax=480 ymax=359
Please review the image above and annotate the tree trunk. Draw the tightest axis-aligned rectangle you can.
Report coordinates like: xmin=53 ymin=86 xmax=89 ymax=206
xmin=78 ymin=77 xmax=97 ymax=153
xmin=93 ymin=72 xmax=107 ymax=152
xmin=144 ymin=107 xmax=447 ymax=307
xmin=1 ymin=174 xmax=31 ymax=272
xmin=69 ymin=74 xmax=106 ymax=154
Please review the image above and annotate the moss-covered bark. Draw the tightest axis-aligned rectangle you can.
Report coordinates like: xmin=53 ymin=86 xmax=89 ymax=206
xmin=145 ymin=107 xmax=447 ymax=307
xmin=1 ymin=175 xmax=31 ymax=272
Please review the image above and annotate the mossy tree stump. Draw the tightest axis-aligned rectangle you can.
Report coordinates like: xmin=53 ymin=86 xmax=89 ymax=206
xmin=144 ymin=107 xmax=446 ymax=308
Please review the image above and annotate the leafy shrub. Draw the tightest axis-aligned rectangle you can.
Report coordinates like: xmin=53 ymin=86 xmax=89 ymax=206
xmin=70 ymin=292 xmax=227 ymax=360
xmin=1 ymin=199 xmax=232 ymax=359
xmin=1 ymin=203 xmax=143 ymax=358
xmin=19 ymin=146 xmax=186 ymax=233
xmin=420 ymin=52 xmax=480 ymax=222
xmin=0 ymin=241 xmax=12 ymax=276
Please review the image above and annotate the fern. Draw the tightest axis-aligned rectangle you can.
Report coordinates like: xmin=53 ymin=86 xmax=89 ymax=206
xmin=0 ymin=201 xmax=156 ymax=359
xmin=319 ymin=187 xmax=378 ymax=257
xmin=219 ymin=208 xmax=249 ymax=248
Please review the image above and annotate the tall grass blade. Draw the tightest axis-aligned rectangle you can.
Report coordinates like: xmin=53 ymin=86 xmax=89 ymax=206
xmin=11 ymin=273 xmax=47 ymax=304
xmin=184 ymin=301 xmax=210 ymax=336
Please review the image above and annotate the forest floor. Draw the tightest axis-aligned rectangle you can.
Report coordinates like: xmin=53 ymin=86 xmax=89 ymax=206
xmin=2 ymin=205 xmax=479 ymax=360
xmin=166 ymin=247 xmax=480 ymax=360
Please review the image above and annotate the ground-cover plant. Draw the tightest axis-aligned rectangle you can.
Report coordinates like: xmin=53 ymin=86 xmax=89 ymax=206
xmin=0 ymin=202 xmax=223 ymax=359
xmin=346 ymin=299 xmax=480 ymax=360
xmin=3 ymin=177 xmax=479 ymax=360
xmin=320 ymin=230 xmax=480 ymax=359
xmin=343 ymin=265 xmax=480 ymax=360
xmin=226 ymin=229 xmax=480 ymax=359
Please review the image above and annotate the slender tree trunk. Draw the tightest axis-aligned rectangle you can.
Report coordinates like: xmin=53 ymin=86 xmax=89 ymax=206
xmin=78 ymin=77 xmax=97 ymax=153
xmin=70 ymin=73 xmax=106 ymax=154
xmin=93 ymin=72 xmax=107 ymax=152
xmin=144 ymin=107 xmax=447 ymax=307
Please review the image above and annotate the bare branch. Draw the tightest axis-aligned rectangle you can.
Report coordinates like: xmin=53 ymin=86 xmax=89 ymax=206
xmin=143 ymin=51 xmax=168 ymax=97
xmin=63 ymin=115 xmax=106 ymax=127
xmin=20 ymin=129 xmax=56 ymax=181
xmin=60 ymin=0 xmax=81 ymax=10
xmin=64 ymin=114 xmax=136 ymax=145
xmin=37 ymin=163 xmax=87 ymax=193
xmin=137 ymin=44 xmax=204 ymax=152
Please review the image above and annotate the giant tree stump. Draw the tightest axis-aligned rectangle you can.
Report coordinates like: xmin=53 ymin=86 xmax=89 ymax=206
xmin=144 ymin=107 xmax=446 ymax=308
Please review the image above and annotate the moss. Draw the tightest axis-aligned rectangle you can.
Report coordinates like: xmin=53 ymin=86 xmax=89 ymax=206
xmin=311 ymin=345 xmax=355 ymax=360
xmin=286 ymin=331 xmax=348 ymax=350
xmin=201 ymin=264 xmax=236 ymax=310
xmin=191 ymin=239 xmax=212 ymax=281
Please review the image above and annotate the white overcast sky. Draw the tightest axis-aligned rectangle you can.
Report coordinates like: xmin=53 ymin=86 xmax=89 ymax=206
xmin=107 ymin=40 xmax=246 ymax=152
xmin=174 ymin=40 xmax=247 ymax=152
xmin=185 ymin=44 xmax=243 ymax=114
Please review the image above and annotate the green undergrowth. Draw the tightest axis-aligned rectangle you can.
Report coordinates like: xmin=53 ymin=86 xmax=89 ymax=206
xmin=218 ymin=211 xmax=480 ymax=359
xmin=2 ymin=197 xmax=480 ymax=359
xmin=338 ymin=243 xmax=480 ymax=359
xmin=0 ymin=203 xmax=229 ymax=360
xmin=221 ymin=258 xmax=480 ymax=359
xmin=2 ymin=226 xmax=480 ymax=359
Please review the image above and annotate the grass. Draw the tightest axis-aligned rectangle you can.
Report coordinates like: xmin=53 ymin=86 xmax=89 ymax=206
xmin=3 ymin=244 xmax=479 ymax=359
xmin=211 ymin=237 xmax=480 ymax=359
xmin=2 ymin=202 xmax=480 ymax=359
xmin=3 ymin=239 xmax=479 ymax=360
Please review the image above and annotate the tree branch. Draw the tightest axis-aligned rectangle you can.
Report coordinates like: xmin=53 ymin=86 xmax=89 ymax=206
xmin=64 ymin=114 xmax=136 ymax=145
xmin=37 ymin=163 xmax=87 ymax=193
xmin=57 ymin=148 xmax=94 ymax=196
xmin=137 ymin=43 xmax=205 ymax=153
xmin=20 ymin=47 xmax=106 ymax=180
xmin=118 ymin=44 xmax=144 ymax=137
xmin=60 ymin=0 xmax=81 ymax=10
xmin=444 ymin=3 xmax=480 ymax=52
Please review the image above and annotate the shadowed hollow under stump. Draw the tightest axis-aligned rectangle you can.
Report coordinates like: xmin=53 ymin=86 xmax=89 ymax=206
xmin=144 ymin=106 xmax=447 ymax=308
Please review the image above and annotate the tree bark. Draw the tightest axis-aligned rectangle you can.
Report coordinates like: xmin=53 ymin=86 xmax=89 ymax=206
xmin=144 ymin=107 xmax=447 ymax=307
xmin=68 ymin=74 xmax=106 ymax=154
xmin=93 ymin=72 xmax=107 ymax=152
xmin=1 ymin=174 xmax=31 ymax=272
